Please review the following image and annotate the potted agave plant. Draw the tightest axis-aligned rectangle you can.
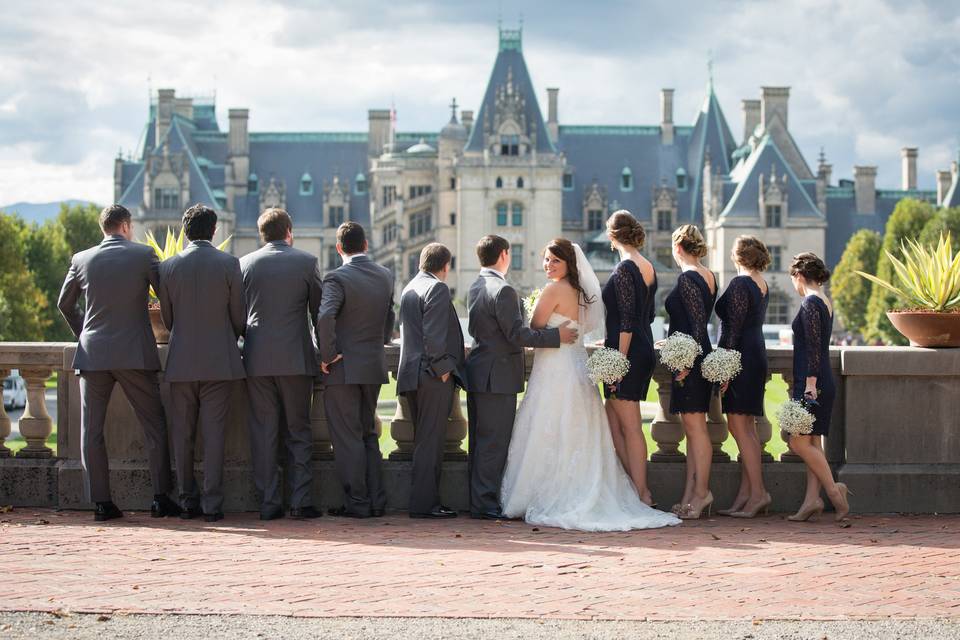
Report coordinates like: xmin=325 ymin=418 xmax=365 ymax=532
xmin=856 ymin=232 xmax=960 ymax=347
xmin=142 ymin=228 xmax=232 ymax=343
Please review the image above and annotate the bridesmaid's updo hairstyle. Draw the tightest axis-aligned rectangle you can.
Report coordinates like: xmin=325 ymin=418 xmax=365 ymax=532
xmin=789 ymin=252 xmax=831 ymax=284
xmin=606 ymin=210 xmax=646 ymax=249
xmin=545 ymin=238 xmax=596 ymax=307
xmin=671 ymin=224 xmax=708 ymax=258
xmin=733 ymin=235 xmax=771 ymax=272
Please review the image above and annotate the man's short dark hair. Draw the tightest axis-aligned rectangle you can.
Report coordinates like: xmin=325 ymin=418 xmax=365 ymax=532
xmin=258 ymin=207 xmax=292 ymax=243
xmin=337 ymin=221 xmax=366 ymax=254
xmin=99 ymin=204 xmax=131 ymax=233
xmin=182 ymin=204 xmax=217 ymax=241
xmin=476 ymin=235 xmax=510 ymax=267
xmin=420 ymin=243 xmax=452 ymax=274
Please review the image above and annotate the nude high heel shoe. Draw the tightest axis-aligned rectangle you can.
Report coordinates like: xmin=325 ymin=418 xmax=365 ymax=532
xmin=787 ymin=498 xmax=824 ymax=522
xmin=832 ymin=483 xmax=852 ymax=522
xmin=678 ymin=492 xmax=714 ymax=520
xmin=717 ymin=494 xmax=749 ymax=516
xmin=730 ymin=492 xmax=772 ymax=519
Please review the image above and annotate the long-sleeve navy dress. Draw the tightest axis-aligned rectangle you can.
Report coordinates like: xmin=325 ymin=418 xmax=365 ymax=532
xmin=665 ymin=270 xmax=717 ymax=414
xmin=602 ymin=259 xmax=657 ymax=401
xmin=716 ymin=275 xmax=768 ymax=416
xmin=791 ymin=295 xmax=835 ymax=436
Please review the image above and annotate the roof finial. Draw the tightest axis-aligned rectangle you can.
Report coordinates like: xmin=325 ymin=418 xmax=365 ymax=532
xmin=449 ymin=97 xmax=459 ymax=123
xmin=707 ymin=49 xmax=715 ymax=91
xmin=818 ymin=146 xmax=827 ymax=165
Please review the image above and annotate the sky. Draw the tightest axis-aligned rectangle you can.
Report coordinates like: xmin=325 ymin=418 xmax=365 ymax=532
xmin=0 ymin=0 xmax=958 ymax=205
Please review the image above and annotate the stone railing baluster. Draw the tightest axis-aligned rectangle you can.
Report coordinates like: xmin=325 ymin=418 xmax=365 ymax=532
xmin=755 ymin=373 xmax=774 ymax=462
xmin=0 ymin=368 xmax=10 ymax=457
xmin=707 ymin=392 xmax=730 ymax=462
xmin=779 ymin=371 xmax=802 ymax=462
xmin=310 ymin=380 xmax=334 ymax=460
xmin=445 ymin=389 xmax=468 ymax=459
xmin=16 ymin=367 xmax=54 ymax=458
xmin=650 ymin=368 xmax=684 ymax=462
xmin=388 ymin=395 xmax=415 ymax=460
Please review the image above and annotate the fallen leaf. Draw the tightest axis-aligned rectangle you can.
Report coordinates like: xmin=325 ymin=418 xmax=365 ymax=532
xmin=839 ymin=521 xmax=852 ymax=528
xmin=531 ymin=527 xmax=540 ymax=532
xmin=96 ymin=615 xmax=110 ymax=622
xmin=454 ymin=533 xmax=462 ymax=538
xmin=709 ymin=533 xmax=721 ymax=541
xmin=34 ymin=519 xmax=50 ymax=525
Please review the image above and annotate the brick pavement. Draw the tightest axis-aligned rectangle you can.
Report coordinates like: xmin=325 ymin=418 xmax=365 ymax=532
xmin=1 ymin=509 xmax=959 ymax=620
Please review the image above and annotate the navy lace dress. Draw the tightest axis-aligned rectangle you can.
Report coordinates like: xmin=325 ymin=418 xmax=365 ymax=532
xmin=665 ymin=270 xmax=717 ymax=414
xmin=716 ymin=276 xmax=768 ymax=416
xmin=791 ymin=295 xmax=835 ymax=436
xmin=602 ymin=260 xmax=657 ymax=401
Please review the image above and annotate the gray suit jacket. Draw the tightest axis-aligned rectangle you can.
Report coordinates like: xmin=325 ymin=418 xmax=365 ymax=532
xmin=396 ymin=271 xmax=466 ymax=394
xmin=57 ymin=235 xmax=162 ymax=371
xmin=239 ymin=241 xmax=322 ymax=378
xmin=465 ymin=268 xmax=561 ymax=394
xmin=315 ymin=255 xmax=395 ymax=386
xmin=159 ymin=240 xmax=247 ymax=382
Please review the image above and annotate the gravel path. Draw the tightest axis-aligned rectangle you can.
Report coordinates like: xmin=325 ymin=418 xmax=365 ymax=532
xmin=1 ymin=612 xmax=958 ymax=640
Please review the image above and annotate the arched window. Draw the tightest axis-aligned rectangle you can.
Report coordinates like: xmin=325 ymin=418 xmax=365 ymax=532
xmin=516 ymin=176 xmax=524 ymax=189
xmin=299 ymin=172 xmax=313 ymax=196
xmin=495 ymin=176 xmax=503 ymax=189
xmin=620 ymin=167 xmax=633 ymax=192
xmin=248 ymin=173 xmax=259 ymax=194
xmin=676 ymin=168 xmax=687 ymax=190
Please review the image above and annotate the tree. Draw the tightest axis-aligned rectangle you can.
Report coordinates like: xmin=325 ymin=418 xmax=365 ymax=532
xmin=832 ymin=229 xmax=881 ymax=336
xmin=863 ymin=199 xmax=936 ymax=344
xmin=58 ymin=202 xmax=102 ymax=255
xmin=0 ymin=213 xmax=49 ymax=341
xmin=22 ymin=220 xmax=73 ymax=341
xmin=919 ymin=206 xmax=960 ymax=246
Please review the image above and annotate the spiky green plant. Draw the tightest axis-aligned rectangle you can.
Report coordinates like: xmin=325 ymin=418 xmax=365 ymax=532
xmin=856 ymin=233 xmax=960 ymax=312
xmin=141 ymin=228 xmax=232 ymax=299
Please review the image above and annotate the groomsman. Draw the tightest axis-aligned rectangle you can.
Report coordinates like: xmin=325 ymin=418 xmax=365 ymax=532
xmin=316 ymin=222 xmax=394 ymax=518
xmin=57 ymin=204 xmax=179 ymax=522
xmin=466 ymin=235 xmax=576 ymax=519
xmin=397 ymin=243 xmax=466 ymax=519
xmin=239 ymin=208 xmax=323 ymax=521
xmin=159 ymin=204 xmax=246 ymax=522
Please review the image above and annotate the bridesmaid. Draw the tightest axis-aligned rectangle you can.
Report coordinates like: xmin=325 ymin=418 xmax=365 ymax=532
xmin=715 ymin=236 xmax=772 ymax=518
xmin=664 ymin=224 xmax=717 ymax=520
xmin=786 ymin=253 xmax=850 ymax=522
xmin=601 ymin=210 xmax=657 ymax=506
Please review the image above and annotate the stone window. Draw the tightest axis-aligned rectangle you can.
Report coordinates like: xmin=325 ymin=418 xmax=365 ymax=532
xmin=562 ymin=171 xmax=574 ymax=191
xmin=769 ymin=245 xmax=782 ymax=271
xmin=328 ymin=206 xmax=345 ymax=229
xmin=451 ymin=256 xmax=457 ymax=269
xmin=382 ymin=185 xmax=397 ymax=207
xmin=154 ymin=187 xmax=179 ymax=210
xmin=587 ymin=209 xmax=604 ymax=231
xmin=496 ymin=176 xmax=503 ymax=189
xmin=409 ymin=185 xmax=432 ymax=199
xmin=655 ymin=246 xmax=674 ymax=269
xmin=408 ymin=211 xmax=432 ymax=238
xmin=449 ymin=177 xmax=456 ymax=190
xmin=500 ymin=134 xmax=520 ymax=156
xmin=765 ymin=204 xmax=782 ymax=228
xmin=408 ymin=252 xmax=420 ymax=279
xmin=620 ymin=167 xmax=633 ymax=192
xmin=449 ymin=212 xmax=456 ymax=226
xmin=512 ymin=203 xmax=523 ymax=226
xmin=656 ymin=209 xmax=673 ymax=232
xmin=496 ymin=203 xmax=508 ymax=226
xmin=516 ymin=176 xmax=524 ymax=189
xmin=767 ymin=290 xmax=791 ymax=324
xmin=511 ymin=244 xmax=523 ymax=270
xmin=326 ymin=247 xmax=339 ymax=271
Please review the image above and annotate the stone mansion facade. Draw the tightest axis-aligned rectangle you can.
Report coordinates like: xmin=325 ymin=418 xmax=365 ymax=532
xmin=114 ymin=26 xmax=960 ymax=323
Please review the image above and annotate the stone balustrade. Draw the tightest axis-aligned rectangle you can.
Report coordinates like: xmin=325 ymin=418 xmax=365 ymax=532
xmin=0 ymin=343 xmax=957 ymax=513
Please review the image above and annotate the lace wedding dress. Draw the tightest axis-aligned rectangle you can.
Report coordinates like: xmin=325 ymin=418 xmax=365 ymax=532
xmin=499 ymin=309 xmax=682 ymax=531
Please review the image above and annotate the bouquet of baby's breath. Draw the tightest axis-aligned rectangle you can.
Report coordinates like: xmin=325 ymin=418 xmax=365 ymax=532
xmin=659 ymin=332 xmax=702 ymax=382
xmin=586 ymin=347 xmax=631 ymax=386
xmin=701 ymin=348 xmax=742 ymax=394
xmin=523 ymin=288 xmax=542 ymax=318
xmin=776 ymin=399 xmax=816 ymax=435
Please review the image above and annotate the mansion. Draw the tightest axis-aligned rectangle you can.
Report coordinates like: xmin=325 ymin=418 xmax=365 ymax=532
xmin=114 ymin=26 xmax=960 ymax=323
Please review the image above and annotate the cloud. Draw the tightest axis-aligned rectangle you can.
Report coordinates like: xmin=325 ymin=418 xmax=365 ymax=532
xmin=0 ymin=0 xmax=957 ymax=204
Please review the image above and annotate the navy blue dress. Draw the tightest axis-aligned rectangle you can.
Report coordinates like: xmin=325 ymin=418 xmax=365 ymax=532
xmin=602 ymin=260 xmax=657 ymax=401
xmin=716 ymin=276 xmax=768 ymax=416
xmin=665 ymin=270 xmax=717 ymax=414
xmin=791 ymin=295 xmax=835 ymax=436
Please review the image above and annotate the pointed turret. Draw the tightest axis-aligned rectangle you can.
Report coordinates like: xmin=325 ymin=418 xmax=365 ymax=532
xmin=687 ymin=72 xmax=737 ymax=220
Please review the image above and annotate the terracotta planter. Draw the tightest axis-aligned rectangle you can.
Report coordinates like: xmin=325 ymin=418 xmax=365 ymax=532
xmin=886 ymin=311 xmax=960 ymax=347
xmin=149 ymin=307 xmax=170 ymax=344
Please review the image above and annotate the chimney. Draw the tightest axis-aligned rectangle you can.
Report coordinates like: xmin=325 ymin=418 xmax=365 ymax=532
xmin=173 ymin=97 xmax=194 ymax=121
xmin=854 ymin=166 xmax=877 ymax=214
xmin=461 ymin=110 xmax=474 ymax=136
xmin=228 ymin=108 xmax=249 ymax=157
xmin=155 ymin=88 xmax=176 ymax=143
xmin=367 ymin=109 xmax=391 ymax=156
xmin=660 ymin=89 xmax=674 ymax=145
xmin=937 ymin=170 xmax=952 ymax=205
xmin=546 ymin=88 xmax=559 ymax=143
xmin=901 ymin=147 xmax=918 ymax=190
xmin=760 ymin=87 xmax=789 ymax=130
xmin=114 ymin=154 xmax=124 ymax=203
xmin=742 ymin=99 xmax=761 ymax=144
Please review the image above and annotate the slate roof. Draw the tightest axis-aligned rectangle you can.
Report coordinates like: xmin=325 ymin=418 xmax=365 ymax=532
xmin=944 ymin=171 xmax=960 ymax=208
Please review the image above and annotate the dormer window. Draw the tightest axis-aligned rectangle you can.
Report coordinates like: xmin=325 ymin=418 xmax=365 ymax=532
xmin=562 ymin=171 xmax=574 ymax=191
xmin=354 ymin=172 xmax=367 ymax=195
xmin=500 ymin=135 xmax=519 ymax=156
xmin=676 ymin=168 xmax=687 ymax=191
xmin=620 ymin=167 xmax=633 ymax=192
xmin=765 ymin=204 xmax=782 ymax=227
xmin=300 ymin=172 xmax=314 ymax=196
xmin=154 ymin=188 xmax=179 ymax=210
xmin=248 ymin=173 xmax=259 ymax=194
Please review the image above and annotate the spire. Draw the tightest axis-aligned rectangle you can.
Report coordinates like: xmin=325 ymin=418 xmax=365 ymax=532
xmin=707 ymin=49 xmax=715 ymax=92
xmin=818 ymin=147 xmax=826 ymax=165
xmin=449 ymin=97 xmax=459 ymax=124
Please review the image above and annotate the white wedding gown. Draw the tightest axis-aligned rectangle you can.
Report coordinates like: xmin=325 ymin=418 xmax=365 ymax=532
xmin=500 ymin=312 xmax=682 ymax=532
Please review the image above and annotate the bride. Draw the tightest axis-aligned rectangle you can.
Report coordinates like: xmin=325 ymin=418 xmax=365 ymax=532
xmin=500 ymin=238 xmax=681 ymax=531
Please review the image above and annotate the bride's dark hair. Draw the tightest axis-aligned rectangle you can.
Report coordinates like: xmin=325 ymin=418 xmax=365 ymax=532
xmin=545 ymin=238 xmax=595 ymax=308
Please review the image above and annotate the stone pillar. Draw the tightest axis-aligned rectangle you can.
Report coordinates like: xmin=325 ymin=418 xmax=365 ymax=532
xmin=754 ymin=374 xmax=774 ymax=462
xmin=707 ymin=392 xmax=730 ymax=462
xmin=0 ymin=368 xmax=10 ymax=457
xmin=779 ymin=372 xmax=802 ymax=462
xmin=310 ymin=380 xmax=334 ymax=460
xmin=388 ymin=391 xmax=468 ymax=461
xmin=16 ymin=368 xmax=53 ymax=458
xmin=445 ymin=388 xmax=468 ymax=459
xmin=650 ymin=369 xmax=684 ymax=461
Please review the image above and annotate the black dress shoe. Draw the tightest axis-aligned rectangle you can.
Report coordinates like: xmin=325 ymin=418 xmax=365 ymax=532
xmin=179 ymin=507 xmax=202 ymax=520
xmin=327 ymin=506 xmax=370 ymax=519
xmin=371 ymin=508 xmax=385 ymax=518
xmin=470 ymin=510 xmax=505 ymax=520
xmin=260 ymin=506 xmax=284 ymax=521
xmin=410 ymin=506 xmax=458 ymax=519
xmin=289 ymin=506 xmax=322 ymax=519
xmin=204 ymin=512 xmax=224 ymax=523
xmin=151 ymin=495 xmax=182 ymax=518
xmin=94 ymin=501 xmax=123 ymax=522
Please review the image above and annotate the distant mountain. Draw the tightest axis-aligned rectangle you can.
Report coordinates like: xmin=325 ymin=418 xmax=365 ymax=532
xmin=0 ymin=200 xmax=98 ymax=224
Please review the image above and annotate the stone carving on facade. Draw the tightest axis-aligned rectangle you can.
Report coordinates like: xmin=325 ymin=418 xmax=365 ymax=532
xmin=701 ymin=151 xmax=723 ymax=221
xmin=651 ymin=180 xmax=678 ymax=231
xmin=259 ymin=175 xmax=286 ymax=209
xmin=582 ymin=180 xmax=608 ymax=231
xmin=485 ymin=66 xmax=532 ymax=156
xmin=323 ymin=174 xmax=350 ymax=226
xmin=144 ymin=144 xmax=188 ymax=211
xmin=759 ymin=165 xmax=789 ymax=223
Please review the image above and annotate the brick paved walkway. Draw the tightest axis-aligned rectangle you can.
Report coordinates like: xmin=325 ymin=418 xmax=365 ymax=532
xmin=2 ymin=509 xmax=959 ymax=620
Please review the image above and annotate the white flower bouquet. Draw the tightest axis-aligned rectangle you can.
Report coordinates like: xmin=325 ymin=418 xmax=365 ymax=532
xmin=659 ymin=332 xmax=702 ymax=382
xmin=776 ymin=399 xmax=816 ymax=436
xmin=523 ymin=287 xmax=542 ymax=319
xmin=700 ymin=347 xmax=742 ymax=393
xmin=586 ymin=347 xmax=631 ymax=386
